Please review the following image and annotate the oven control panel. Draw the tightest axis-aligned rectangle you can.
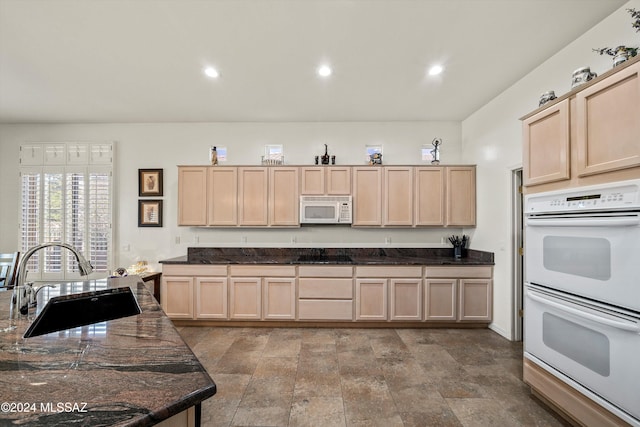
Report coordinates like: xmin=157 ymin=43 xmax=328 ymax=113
xmin=525 ymin=180 xmax=640 ymax=214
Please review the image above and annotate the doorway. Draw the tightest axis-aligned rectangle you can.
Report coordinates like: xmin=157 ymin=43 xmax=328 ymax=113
xmin=511 ymin=168 xmax=524 ymax=341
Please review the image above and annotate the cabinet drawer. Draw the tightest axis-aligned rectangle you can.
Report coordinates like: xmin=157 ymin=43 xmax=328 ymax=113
xmin=355 ymin=266 xmax=422 ymax=278
xmin=162 ymin=264 xmax=227 ymax=276
xmin=425 ymin=266 xmax=492 ymax=279
xmin=298 ymin=266 xmax=353 ymax=277
xmin=229 ymin=265 xmax=296 ymax=277
xmin=298 ymin=299 xmax=353 ymax=320
xmin=299 ymin=278 xmax=353 ymax=299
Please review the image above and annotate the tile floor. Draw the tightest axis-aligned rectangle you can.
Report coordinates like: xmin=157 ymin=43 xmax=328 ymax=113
xmin=177 ymin=327 xmax=570 ymax=427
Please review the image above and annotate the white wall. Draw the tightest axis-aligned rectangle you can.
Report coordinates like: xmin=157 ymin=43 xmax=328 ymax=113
xmin=461 ymin=0 xmax=640 ymax=338
xmin=0 ymin=120 xmax=462 ymax=268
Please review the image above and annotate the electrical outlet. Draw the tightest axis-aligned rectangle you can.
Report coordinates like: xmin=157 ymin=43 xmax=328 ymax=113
xmin=241 ymin=236 xmax=247 ymax=244
xmin=385 ymin=237 xmax=391 ymax=244
xmin=291 ymin=236 xmax=297 ymax=244
xmin=194 ymin=235 xmax=200 ymax=243
xmin=175 ymin=236 xmax=181 ymax=244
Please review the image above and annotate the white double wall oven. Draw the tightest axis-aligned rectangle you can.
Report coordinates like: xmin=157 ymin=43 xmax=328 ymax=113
xmin=524 ymin=179 xmax=640 ymax=426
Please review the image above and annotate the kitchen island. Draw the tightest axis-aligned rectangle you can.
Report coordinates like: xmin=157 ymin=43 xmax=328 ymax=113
xmin=0 ymin=276 xmax=216 ymax=426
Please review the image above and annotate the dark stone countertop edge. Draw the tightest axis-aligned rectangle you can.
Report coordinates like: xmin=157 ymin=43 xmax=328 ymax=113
xmin=160 ymin=248 xmax=494 ymax=266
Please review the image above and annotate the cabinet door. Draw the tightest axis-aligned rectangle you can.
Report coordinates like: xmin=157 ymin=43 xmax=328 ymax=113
xmin=522 ymin=100 xmax=570 ymax=186
xmin=355 ymin=279 xmax=387 ymax=320
xmin=459 ymin=279 xmax=492 ymax=321
xmin=384 ymin=167 xmax=413 ymax=226
xmin=263 ymin=278 xmax=296 ymax=320
xmin=300 ymin=167 xmax=325 ymax=195
xmin=178 ymin=166 xmax=208 ymax=226
xmin=576 ymin=62 xmax=640 ymax=177
xmin=229 ymin=278 xmax=262 ymax=319
xmin=161 ymin=276 xmax=194 ymax=319
xmin=352 ymin=167 xmax=382 ymax=226
xmin=195 ymin=277 xmax=228 ymax=319
xmin=446 ymin=166 xmax=476 ymax=227
xmin=207 ymin=167 xmax=238 ymax=226
xmin=269 ymin=167 xmax=299 ymax=226
xmin=238 ymin=167 xmax=268 ymax=226
xmin=414 ymin=167 xmax=445 ymax=226
xmin=326 ymin=167 xmax=351 ymax=195
xmin=389 ymin=279 xmax=422 ymax=321
xmin=424 ymin=279 xmax=456 ymax=321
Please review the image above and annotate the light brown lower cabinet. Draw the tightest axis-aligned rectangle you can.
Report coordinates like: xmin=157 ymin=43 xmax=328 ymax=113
xmin=298 ymin=266 xmax=353 ymax=321
xmin=389 ymin=279 xmax=422 ymax=321
xmin=161 ymin=264 xmax=492 ymax=324
xmin=424 ymin=279 xmax=457 ymax=320
xmin=355 ymin=279 xmax=388 ymax=320
xmin=229 ymin=265 xmax=296 ymax=320
xmin=229 ymin=278 xmax=262 ymax=319
xmin=424 ymin=266 xmax=493 ymax=322
xmin=263 ymin=277 xmax=296 ymax=320
xmin=355 ymin=266 xmax=422 ymax=321
xmin=162 ymin=265 xmax=229 ymax=320
xmin=195 ymin=277 xmax=228 ymax=319
xmin=161 ymin=276 xmax=194 ymax=319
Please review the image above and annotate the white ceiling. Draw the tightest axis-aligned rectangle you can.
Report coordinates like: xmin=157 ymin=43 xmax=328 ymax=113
xmin=0 ymin=0 xmax=627 ymax=124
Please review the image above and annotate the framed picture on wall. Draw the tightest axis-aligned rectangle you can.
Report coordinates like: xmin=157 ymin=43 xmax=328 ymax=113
xmin=139 ymin=169 xmax=163 ymax=196
xmin=138 ymin=200 xmax=163 ymax=227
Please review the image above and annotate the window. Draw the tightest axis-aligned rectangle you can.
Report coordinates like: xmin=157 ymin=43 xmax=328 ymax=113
xmin=19 ymin=143 xmax=113 ymax=280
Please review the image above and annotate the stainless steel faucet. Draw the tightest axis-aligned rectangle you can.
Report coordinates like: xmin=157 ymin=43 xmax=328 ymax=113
xmin=11 ymin=242 xmax=94 ymax=316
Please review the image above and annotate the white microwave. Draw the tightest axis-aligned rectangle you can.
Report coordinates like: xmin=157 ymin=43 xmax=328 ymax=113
xmin=300 ymin=196 xmax=352 ymax=224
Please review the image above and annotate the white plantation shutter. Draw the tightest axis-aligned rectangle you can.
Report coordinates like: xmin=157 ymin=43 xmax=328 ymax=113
xmin=20 ymin=170 xmax=41 ymax=275
xmin=19 ymin=143 xmax=113 ymax=280
xmin=88 ymin=169 xmax=112 ymax=272
xmin=66 ymin=170 xmax=86 ymax=273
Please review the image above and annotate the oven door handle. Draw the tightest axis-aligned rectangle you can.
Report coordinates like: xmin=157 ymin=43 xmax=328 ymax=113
xmin=527 ymin=290 xmax=640 ymax=333
xmin=526 ymin=216 xmax=640 ymax=227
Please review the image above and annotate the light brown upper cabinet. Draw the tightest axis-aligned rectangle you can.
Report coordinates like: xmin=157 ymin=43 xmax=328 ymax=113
xmin=414 ymin=167 xmax=445 ymax=226
xmin=522 ymin=59 xmax=640 ymax=192
xmin=238 ymin=167 xmax=269 ymax=226
xmin=575 ymin=61 xmax=640 ymax=177
xmin=269 ymin=167 xmax=299 ymax=226
xmin=179 ymin=165 xmax=475 ymax=228
xmin=300 ymin=167 xmax=351 ymax=195
xmin=446 ymin=166 xmax=476 ymax=226
xmin=207 ymin=167 xmax=238 ymax=226
xmin=383 ymin=167 xmax=414 ymax=226
xmin=178 ymin=166 xmax=208 ymax=226
xmin=522 ymin=99 xmax=571 ymax=186
xmin=352 ymin=167 xmax=383 ymax=226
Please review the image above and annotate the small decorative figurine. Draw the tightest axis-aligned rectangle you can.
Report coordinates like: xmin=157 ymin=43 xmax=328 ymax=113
xmin=210 ymin=146 xmax=218 ymax=165
xmin=571 ymin=67 xmax=597 ymax=89
xmin=431 ymin=138 xmax=442 ymax=165
xmin=369 ymin=152 xmax=382 ymax=165
xmin=538 ymin=91 xmax=557 ymax=107
xmin=321 ymin=144 xmax=330 ymax=165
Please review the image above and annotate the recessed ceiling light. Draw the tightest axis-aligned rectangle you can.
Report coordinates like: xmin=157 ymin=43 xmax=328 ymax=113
xmin=428 ymin=65 xmax=443 ymax=76
xmin=317 ymin=65 xmax=332 ymax=78
xmin=203 ymin=66 xmax=220 ymax=79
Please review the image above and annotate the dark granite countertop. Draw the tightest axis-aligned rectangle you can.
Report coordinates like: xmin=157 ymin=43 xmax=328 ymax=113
xmin=160 ymin=247 xmax=494 ymax=266
xmin=0 ymin=276 xmax=216 ymax=426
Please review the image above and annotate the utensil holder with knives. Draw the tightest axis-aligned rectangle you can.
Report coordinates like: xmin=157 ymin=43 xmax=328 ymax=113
xmin=448 ymin=235 xmax=468 ymax=259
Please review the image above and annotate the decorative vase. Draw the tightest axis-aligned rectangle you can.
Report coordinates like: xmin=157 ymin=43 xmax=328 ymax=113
xmin=538 ymin=91 xmax=557 ymax=107
xmin=613 ymin=48 xmax=632 ymax=67
xmin=571 ymin=67 xmax=597 ymax=89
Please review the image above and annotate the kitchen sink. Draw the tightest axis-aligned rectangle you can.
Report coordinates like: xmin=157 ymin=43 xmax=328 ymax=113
xmin=296 ymin=254 xmax=353 ymax=264
xmin=23 ymin=286 xmax=141 ymax=338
